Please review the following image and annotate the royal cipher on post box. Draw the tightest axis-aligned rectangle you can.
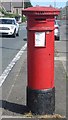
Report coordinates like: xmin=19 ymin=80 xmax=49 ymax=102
xmin=22 ymin=6 xmax=60 ymax=115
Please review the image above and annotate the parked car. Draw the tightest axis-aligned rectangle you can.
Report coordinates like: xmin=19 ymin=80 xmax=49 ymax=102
xmin=0 ymin=17 xmax=19 ymax=37
xmin=15 ymin=15 xmax=22 ymax=24
xmin=54 ymin=20 xmax=60 ymax=40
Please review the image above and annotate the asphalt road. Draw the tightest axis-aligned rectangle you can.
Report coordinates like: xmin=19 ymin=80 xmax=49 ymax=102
xmin=0 ymin=23 xmax=27 ymax=75
xmin=0 ymin=20 xmax=67 ymax=75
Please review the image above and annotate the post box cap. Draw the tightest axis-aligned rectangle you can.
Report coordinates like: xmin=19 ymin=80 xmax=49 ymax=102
xmin=22 ymin=6 xmax=60 ymax=16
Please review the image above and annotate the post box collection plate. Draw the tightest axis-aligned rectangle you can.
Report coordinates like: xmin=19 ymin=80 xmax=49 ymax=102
xmin=35 ymin=32 xmax=45 ymax=47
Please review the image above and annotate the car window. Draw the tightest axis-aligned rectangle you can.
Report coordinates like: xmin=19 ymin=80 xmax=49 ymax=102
xmin=11 ymin=20 xmax=15 ymax=24
xmin=0 ymin=19 xmax=15 ymax=24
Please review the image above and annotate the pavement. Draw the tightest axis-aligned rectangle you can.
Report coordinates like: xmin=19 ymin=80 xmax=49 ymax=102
xmin=0 ymin=46 xmax=67 ymax=119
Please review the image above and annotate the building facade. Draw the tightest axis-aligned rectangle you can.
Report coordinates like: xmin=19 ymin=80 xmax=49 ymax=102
xmin=0 ymin=0 xmax=32 ymax=16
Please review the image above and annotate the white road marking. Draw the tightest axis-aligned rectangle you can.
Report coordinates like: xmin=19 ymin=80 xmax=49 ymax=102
xmin=0 ymin=44 xmax=66 ymax=87
xmin=0 ymin=43 xmax=27 ymax=87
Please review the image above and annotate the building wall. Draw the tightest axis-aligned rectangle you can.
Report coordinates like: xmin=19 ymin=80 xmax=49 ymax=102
xmin=12 ymin=7 xmax=22 ymax=16
xmin=1 ymin=2 xmax=23 ymax=16
xmin=1 ymin=2 xmax=13 ymax=12
xmin=0 ymin=1 xmax=32 ymax=16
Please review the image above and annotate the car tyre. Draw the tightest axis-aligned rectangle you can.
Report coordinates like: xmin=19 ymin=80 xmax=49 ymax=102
xmin=12 ymin=29 xmax=16 ymax=38
xmin=57 ymin=36 xmax=59 ymax=40
xmin=55 ymin=36 xmax=59 ymax=41
xmin=16 ymin=29 xmax=19 ymax=36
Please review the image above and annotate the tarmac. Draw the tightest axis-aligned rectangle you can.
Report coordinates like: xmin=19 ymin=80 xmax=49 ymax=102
xmin=0 ymin=48 xmax=67 ymax=119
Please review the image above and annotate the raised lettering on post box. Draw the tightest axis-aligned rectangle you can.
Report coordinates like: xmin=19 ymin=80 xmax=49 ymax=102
xmin=35 ymin=32 xmax=45 ymax=47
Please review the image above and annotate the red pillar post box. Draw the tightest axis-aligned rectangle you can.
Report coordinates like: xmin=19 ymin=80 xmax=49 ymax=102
xmin=23 ymin=6 xmax=60 ymax=115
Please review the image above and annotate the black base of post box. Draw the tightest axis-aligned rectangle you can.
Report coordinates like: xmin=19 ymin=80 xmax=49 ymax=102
xmin=27 ymin=87 xmax=55 ymax=115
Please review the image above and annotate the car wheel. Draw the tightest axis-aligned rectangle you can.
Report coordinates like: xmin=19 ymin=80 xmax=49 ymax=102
xmin=55 ymin=36 xmax=59 ymax=41
xmin=16 ymin=29 xmax=19 ymax=36
xmin=56 ymin=36 xmax=59 ymax=40
xmin=12 ymin=29 xmax=16 ymax=38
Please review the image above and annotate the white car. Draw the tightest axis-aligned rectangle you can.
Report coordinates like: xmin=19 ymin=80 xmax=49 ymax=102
xmin=54 ymin=20 xmax=60 ymax=40
xmin=0 ymin=17 xmax=19 ymax=37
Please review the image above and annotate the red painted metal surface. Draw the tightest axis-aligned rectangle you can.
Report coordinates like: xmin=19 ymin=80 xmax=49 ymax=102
xmin=23 ymin=6 xmax=60 ymax=90
xmin=22 ymin=6 xmax=60 ymax=16
xmin=27 ymin=31 xmax=54 ymax=89
xmin=24 ymin=6 xmax=58 ymax=11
